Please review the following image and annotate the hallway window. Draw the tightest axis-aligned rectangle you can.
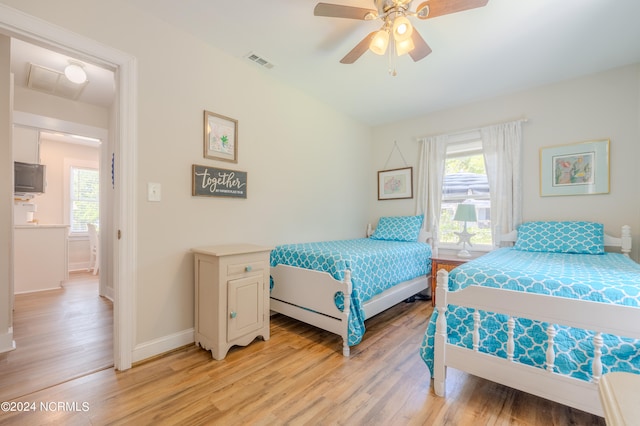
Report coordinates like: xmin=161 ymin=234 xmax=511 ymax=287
xmin=70 ymin=166 xmax=99 ymax=233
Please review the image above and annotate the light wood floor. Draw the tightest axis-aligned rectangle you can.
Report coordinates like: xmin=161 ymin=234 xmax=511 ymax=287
xmin=0 ymin=294 xmax=604 ymax=425
xmin=0 ymin=271 xmax=113 ymax=402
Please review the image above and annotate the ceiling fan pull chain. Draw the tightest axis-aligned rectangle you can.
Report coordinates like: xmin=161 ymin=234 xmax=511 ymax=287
xmin=388 ymin=37 xmax=398 ymax=76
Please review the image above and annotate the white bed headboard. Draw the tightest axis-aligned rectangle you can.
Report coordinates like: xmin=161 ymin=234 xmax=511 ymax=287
xmin=501 ymin=225 xmax=632 ymax=257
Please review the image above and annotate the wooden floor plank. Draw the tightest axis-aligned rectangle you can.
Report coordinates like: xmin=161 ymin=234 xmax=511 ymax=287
xmin=0 ymin=272 xmax=112 ymax=402
xmin=0 ymin=291 xmax=605 ymax=425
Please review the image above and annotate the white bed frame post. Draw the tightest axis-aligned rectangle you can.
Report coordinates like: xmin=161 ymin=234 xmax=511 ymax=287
xmin=621 ymin=225 xmax=632 ymax=257
xmin=433 ymin=268 xmax=448 ymax=396
xmin=341 ymin=270 xmax=352 ymax=357
xmin=605 ymin=225 xmax=632 ymax=257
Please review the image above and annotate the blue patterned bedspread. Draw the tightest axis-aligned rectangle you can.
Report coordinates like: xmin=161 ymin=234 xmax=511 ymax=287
xmin=420 ymin=248 xmax=640 ymax=381
xmin=270 ymin=238 xmax=432 ymax=346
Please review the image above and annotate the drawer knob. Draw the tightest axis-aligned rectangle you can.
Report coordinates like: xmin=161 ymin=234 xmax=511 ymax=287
xmin=230 ymin=311 xmax=237 ymax=319
xmin=245 ymin=265 xmax=252 ymax=272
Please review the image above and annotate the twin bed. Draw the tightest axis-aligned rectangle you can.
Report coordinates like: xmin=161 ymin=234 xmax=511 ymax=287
xmin=269 ymin=215 xmax=432 ymax=356
xmin=420 ymin=221 xmax=640 ymax=416
xmin=268 ymin=217 xmax=640 ymax=416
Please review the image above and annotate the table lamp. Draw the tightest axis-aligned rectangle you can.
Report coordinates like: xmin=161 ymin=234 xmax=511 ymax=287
xmin=453 ymin=203 xmax=477 ymax=258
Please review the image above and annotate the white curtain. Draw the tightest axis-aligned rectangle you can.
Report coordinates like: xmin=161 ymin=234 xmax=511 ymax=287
xmin=481 ymin=121 xmax=523 ymax=247
xmin=415 ymin=135 xmax=448 ymax=255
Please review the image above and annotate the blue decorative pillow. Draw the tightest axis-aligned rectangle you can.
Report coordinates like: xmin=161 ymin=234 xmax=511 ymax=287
xmin=514 ymin=221 xmax=605 ymax=254
xmin=370 ymin=215 xmax=424 ymax=242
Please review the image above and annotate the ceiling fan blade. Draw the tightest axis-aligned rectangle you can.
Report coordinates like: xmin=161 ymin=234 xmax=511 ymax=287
xmin=314 ymin=3 xmax=377 ymax=20
xmin=408 ymin=30 xmax=432 ymax=62
xmin=415 ymin=0 xmax=489 ymax=20
xmin=340 ymin=32 xmax=376 ymax=64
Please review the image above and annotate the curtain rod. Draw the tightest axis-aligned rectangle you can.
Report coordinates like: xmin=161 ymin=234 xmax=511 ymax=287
xmin=417 ymin=116 xmax=529 ymax=140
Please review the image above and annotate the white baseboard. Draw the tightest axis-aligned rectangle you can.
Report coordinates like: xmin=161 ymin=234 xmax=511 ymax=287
xmin=103 ymin=286 xmax=114 ymax=302
xmin=15 ymin=286 xmax=62 ymax=295
xmin=132 ymin=328 xmax=195 ymax=363
xmin=0 ymin=328 xmax=16 ymax=354
xmin=68 ymin=262 xmax=91 ymax=272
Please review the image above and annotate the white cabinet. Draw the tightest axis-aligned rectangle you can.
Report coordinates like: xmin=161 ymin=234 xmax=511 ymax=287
xmin=13 ymin=125 xmax=39 ymax=164
xmin=14 ymin=225 xmax=69 ymax=293
xmin=192 ymin=244 xmax=272 ymax=360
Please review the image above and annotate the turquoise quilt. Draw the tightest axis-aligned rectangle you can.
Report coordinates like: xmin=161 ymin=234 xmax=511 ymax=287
xmin=270 ymin=238 xmax=432 ymax=346
xmin=420 ymin=248 xmax=640 ymax=381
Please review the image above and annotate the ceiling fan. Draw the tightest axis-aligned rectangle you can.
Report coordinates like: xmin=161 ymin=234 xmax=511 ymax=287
xmin=314 ymin=0 xmax=489 ymax=66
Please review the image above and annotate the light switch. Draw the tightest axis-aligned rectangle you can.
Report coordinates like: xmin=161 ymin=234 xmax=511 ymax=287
xmin=148 ymin=182 xmax=161 ymax=202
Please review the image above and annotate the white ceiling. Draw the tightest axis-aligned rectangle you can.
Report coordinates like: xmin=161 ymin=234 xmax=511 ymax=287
xmin=10 ymin=38 xmax=115 ymax=108
xmin=10 ymin=1 xmax=640 ymax=127
xmin=126 ymin=0 xmax=640 ymax=126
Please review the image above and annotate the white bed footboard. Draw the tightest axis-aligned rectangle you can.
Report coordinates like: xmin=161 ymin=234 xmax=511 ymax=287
xmin=270 ymin=264 xmax=429 ymax=356
xmin=433 ymin=268 xmax=640 ymax=416
xmin=270 ymin=264 xmax=352 ymax=356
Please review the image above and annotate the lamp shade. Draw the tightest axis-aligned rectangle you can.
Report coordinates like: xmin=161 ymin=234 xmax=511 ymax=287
xmin=395 ymin=37 xmax=415 ymax=56
xmin=392 ymin=16 xmax=413 ymax=42
xmin=454 ymin=203 xmax=477 ymax=222
xmin=369 ymin=30 xmax=390 ymax=55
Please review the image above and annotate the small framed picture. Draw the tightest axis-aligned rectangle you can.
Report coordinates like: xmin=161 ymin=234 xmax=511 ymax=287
xmin=204 ymin=110 xmax=238 ymax=163
xmin=540 ymin=139 xmax=609 ymax=196
xmin=378 ymin=167 xmax=413 ymax=200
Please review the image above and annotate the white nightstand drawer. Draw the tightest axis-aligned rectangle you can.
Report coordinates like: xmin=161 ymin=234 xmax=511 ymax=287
xmin=227 ymin=260 xmax=267 ymax=277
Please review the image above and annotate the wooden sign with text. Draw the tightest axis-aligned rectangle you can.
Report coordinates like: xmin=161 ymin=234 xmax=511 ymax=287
xmin=192 ymin=165 xmax=247 ymax=199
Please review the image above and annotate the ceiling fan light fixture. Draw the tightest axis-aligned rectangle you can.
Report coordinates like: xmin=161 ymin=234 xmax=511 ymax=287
xmin=392 ymin=16 xmax=413 ymax=42
xmin=64 ymin=63 xmax=87 ymax=84
xmin=395 ymin=37 xmax=415 ymax=56
xmin=369 ymin=29 xmax=390 ymax=55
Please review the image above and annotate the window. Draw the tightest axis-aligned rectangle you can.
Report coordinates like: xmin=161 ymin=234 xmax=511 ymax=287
xmin=70 ymin=166 xmax=99 ymax=233
xmin=438 ymin=138 xmax=492 ymax=248
xmin=417 ymin=120 xmax=522 ymax=252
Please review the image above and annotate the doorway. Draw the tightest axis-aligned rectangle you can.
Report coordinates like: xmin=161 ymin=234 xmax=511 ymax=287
xmin=5 ymin=43 xmax=113 ymax=401
xmin=0 ymin=4 xmax=137 ymax=373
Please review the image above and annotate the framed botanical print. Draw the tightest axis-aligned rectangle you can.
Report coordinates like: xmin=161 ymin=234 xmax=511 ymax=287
xmin=378 ymin=167 xmax=413 ymax=200
xmin=204 ymin=110 xmax=238 ymax=163
xmin=540 ymin=139 xmax=609 ymax=196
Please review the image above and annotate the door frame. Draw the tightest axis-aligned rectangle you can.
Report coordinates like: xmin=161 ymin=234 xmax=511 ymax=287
xmin=0 ymin=4 xmax=137 ymax=370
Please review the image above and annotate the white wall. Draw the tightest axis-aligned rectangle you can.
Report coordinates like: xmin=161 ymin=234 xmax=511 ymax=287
xmin=36 ymin=138 xmax=100 ymax=225
xmin=37 ymin=139 xmax=99 ymax=271
xmin=13 ymin=86 xmax=109 ymax=129
xmin=0 ymin=1 xmax=372 ymax=358
xmin=370 ymin=64 xmax=640 ymax=261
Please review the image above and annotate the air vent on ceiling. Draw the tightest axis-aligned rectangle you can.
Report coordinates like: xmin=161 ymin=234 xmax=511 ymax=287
xmin=245 ymin=52 xmax=274 ymax=69
xmin=26 ymin=63 xmax=88 ymax=101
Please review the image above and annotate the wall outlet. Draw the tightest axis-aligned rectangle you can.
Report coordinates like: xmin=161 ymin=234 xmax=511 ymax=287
xmin=148 ymin=182 xmax=161 ymax=202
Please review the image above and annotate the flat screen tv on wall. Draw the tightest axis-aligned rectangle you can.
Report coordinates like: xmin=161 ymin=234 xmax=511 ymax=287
xmin=14 ymin=161 xmax=46 ymax=194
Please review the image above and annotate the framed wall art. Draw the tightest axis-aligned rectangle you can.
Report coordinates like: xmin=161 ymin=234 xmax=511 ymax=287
xmin=204 ymin=110 xmax=238 ymax=163
xmin=192 ymin=164 xmax=247 ymax=199
xmin=378 ymin=167 xmax=413 ymax=200
xmin=540 ymin=139 xmax=609 ymax=196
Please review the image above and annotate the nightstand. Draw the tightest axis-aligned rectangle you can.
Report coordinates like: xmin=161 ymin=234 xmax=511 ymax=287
xmin=430 ymin=256 xmax=470 ymax=307
xmin=192 ymin=244 xmax=273 ymax=360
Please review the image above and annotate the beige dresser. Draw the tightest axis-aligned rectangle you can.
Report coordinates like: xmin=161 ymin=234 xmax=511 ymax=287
xmin=192 ymin=244 xmax=272 ymax=360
